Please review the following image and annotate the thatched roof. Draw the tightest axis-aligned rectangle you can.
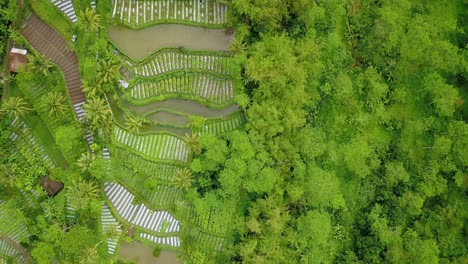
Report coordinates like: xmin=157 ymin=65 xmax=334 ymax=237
xmin=41 ymin=176 xmax=64 ymax=197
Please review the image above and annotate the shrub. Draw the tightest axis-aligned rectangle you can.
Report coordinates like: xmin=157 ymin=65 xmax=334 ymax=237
xmin=152 ymin=246 xmax=162 ymax=257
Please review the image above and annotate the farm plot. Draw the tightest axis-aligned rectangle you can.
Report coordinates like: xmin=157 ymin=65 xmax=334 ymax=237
xmin=113 ymin=126 xmax=189 ymax=162
xmin=9 ymin=118 xmax=53 ymax=168
xmin=0 ymin=239 xmax=26 ymax=264
xmin=113 ymin=146 xmax=180 ymax=182
xmin=139 ymin=232 xmax=180 ymax=247
xmin=129 ymin=73 xmax=233 ymax=105
xmin=50 ymin=0 xmax=78 ymax=23
xmin=104 ymin=182 xmax=180 ymax=234
xmin=196 ymin=112 xmax=245 ymax=135
xmin=112 ymin=0 xmax=227 ymax=27
xmin=0 ymin=202 xmax=30 ymax=244
xmin=101 ymin=202 xmax=122 ymax=255
xmin=129 ymin=49 xmax=233 ymax=77
xmin=186 ymin=228 xmax=226 ymax=251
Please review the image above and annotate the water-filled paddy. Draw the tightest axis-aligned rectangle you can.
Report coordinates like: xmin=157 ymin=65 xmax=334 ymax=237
xmin=118 ymin=240 xmax=181 ymax=264
xmin=109 ymin=24 xmax=233 ymax=61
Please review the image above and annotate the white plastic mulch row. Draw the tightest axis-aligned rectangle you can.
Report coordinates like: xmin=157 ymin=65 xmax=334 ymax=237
xmin=132 ymin=51 xmax=230 ymax=77
xmin=73 ymin=102 xmax=86 ymax=120
xmin=112 ymin=0 xmax=227 ymax=26
xmin=115 ymin=148 xmax=178 ymax=181
xmin=113 ymin=126 xmax=189 ymax=162
xmin=130 ymin=74 xmax=233 ymax=104
xmin=9 ymin=118 xmax=53 ymax=168
xmin=139 ymin=232 xmax=180 ymax=247
xmin=0 ymin=204 xmax=29 ymax=245
xmin=200 ymin=114 xmax=245 ymax=135
xmin=104 ymin=182 xmax=180 ymax=234
xmin=50 ymin=0 xmax=77 ymax=23
xmin=101 ymin=202 xmax=122 ymax=255
xmin=192 ymin=230 xmax=226 ymax=251
xmin=0 ymin=239 xmax=25 ymax=264
xmin=140 ymin=185 xmax=182 ymax=207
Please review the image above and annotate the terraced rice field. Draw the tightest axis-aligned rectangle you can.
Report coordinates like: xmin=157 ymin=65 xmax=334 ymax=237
xmin=113 ymin=147 xmax=180 ymax=181
xmin=50 ymin=0 xmax=77 ymax=23
xmin=112 ymin=0 xmax=227 ymax=27
xmin=129 ymin=73 xmax=233 ymax=104
xmin=113 ymin=126 xmax=189 ymax=162
xmin=128 ymin=49 xmax=233 ymax=76
xmin=9 ymin=118 xmax=53 ymax=168
xmin=0 ymin=239 xmax=26 ymax=264
xmin=104 ymin=182 xmax=180 ymax=234
xmin=0 ymin=203 xmax=29 ymax=244
xmin=139 ymin=233 xmax=180 ymax=247
xmin=198 ymin=112 xmax=246 ymax=135
xmin=187 ymin=229 xmax=226 ymax=251
xmin=101 ymin=202 xmax=122 ymax=255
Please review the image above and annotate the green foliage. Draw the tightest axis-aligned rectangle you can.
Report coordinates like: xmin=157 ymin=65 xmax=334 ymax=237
xmin=1 ymin=97 xmax=31 ymax=119
xmin=152 ymin=246 xmax=162 ymax=257
xmin=55 ymin=125 xmax=85 ymax=164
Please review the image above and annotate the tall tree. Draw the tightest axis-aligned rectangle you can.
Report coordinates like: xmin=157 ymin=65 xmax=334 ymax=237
xmin=77 ymin=8 xmax=101 ymax=33
xmin=125 ymin=114 xmax=145 ymax=134
xmin=82 ymin=97 xmax=112 ymax=135
xmin=1 ymin=97 xmax=31 ymax=119
xmin=41 ymin=92 xmax=68 ymax=118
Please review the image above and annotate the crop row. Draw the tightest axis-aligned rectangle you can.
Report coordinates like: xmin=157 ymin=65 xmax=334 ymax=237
xmin=113 ymin=126 xmax=189 ymax=162
xmin=129 ymin=72 xmax=233 ymax=105
xmin=112 ymin=0 xmax=227 ymax=27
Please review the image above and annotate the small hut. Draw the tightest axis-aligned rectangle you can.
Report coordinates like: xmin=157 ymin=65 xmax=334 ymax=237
xmin=8 ymin=47 xmax=28 ymax=73
xmin=41 ymin=176 xmax=64 ymax=197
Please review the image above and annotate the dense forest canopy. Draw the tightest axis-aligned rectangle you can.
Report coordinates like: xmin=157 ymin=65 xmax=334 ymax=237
xmin=0 ymin=0 xmax=466 ymax=263
xmin=187 ymin=0 xmax=467 ymax=263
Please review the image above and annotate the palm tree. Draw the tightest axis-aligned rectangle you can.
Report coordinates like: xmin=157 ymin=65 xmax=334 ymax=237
xmin=82 ymin=97 xmax=111 ymax=133
xmin=41 ymin=92 xmax=68 ymax=118
xmin=183 ymin=133 xmax=202 ymax=156
xmin=76 ymin=152 xmax=95 ymax=173
xmin=81 ymin=79 xmax=103 ymax=97
xmin=172 ymin=168 xmax=193 ymax=191
xmin=229 ymin=37 xmax=246 ymax=55
xmin=27 ymin=54 xmax=53 ymax=76
xmin=67 ymin=179 xmax=99 ymax=211
xmin=97 ymin=59 xmax=119 ymax=85
xmin=77 ymin=8 xmax=101 ymax=33
xmin=1 ymin=97 xmax=31 ymax=119
xmin=125 ymin=114 xmax=145 ymax=134
xmin=188 ymin=115 xmax=207 ymax=132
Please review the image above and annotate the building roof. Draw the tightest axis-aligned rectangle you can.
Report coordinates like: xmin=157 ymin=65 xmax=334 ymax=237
xmin=41 ymin=176 xmax=64 ymax=197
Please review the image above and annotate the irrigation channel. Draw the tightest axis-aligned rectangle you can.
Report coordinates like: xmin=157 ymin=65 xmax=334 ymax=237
xmin=109 ymin=25 xmax=234 ymax=61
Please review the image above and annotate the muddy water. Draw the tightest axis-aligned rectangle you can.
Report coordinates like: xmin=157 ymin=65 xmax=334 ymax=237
xmin=109 ymin=25 xmax=233 ymax=61
xmin=118 ymin=240 xmax=181 ymax=264
xmin=145 ymin=111 xmax=189 ymax=126
xmin=121 ymin=98 xmax=239 ymax=118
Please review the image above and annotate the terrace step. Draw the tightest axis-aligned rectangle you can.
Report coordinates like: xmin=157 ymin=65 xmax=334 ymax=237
xmin=130 ymin=49 xmax=232 ymax=77
xmin=129 ymin=72 xmax=234 ymax=105
xmin=139 ymin=233 xmax=180 ymax=247
xmin=104 ymin=182 xmax=180 ymax=234
xmin=50 ymin=0 xmax=78 ymax=23
xmin=112 ymin=0 xmax=227 ymax=27
xmin=113 ymin=126 xmax=189 ymax=162
xmin=197 ymin=112 xmax=246 ymax=135
xmin=101 ymin=202 xmax=122 ymax=255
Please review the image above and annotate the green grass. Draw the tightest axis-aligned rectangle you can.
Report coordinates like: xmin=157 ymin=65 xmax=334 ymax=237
xmin=31 ymin=0 xmax=74 ymax=41
xmin=8 ymin=88 xmax=69 ymax=169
